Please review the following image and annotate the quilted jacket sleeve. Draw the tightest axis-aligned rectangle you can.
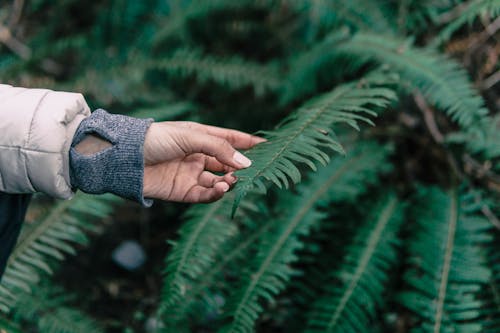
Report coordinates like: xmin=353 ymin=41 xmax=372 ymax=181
xmin=0 ymin=84 xmax=90 ymax=199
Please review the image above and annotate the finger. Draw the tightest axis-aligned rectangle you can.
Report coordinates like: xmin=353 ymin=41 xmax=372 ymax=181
xmin=180 ymin=131 xmax=252 ymax=170
xmin=183 ymin=183 xmax=229 ymax=203
xmin=198 ymin=171 xmax=225 ymax=188
xmin=176 ymin=121 xmax=266 ymax=149
xmin=223 ymin=172 xmax=238 ymax=185
xmin=204 ymin=155 xmax=236 ymax=173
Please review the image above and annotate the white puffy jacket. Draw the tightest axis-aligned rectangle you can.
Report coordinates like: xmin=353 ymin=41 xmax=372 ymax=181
xmin=0 ymin=84 xmax=90 ymax=199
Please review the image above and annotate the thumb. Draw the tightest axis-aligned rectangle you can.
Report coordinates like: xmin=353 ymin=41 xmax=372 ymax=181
xmin=181 ymin=131 xmax=253 ymax=170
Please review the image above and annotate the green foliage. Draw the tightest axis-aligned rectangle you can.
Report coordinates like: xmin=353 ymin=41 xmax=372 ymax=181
xmin=434 ymin=0 xmax=500 ymax=46
xmin=233 ymin=72 xmax=396 ymax=213
xmin=286 ymin=31 xmax=488 ymax=127
xmin=399 ymin=187 xmax=492 ymax=332
xmin=0 ymin=194 xmax=119 ymax=314
xmin=7 ymin=285 xmax=103 ymax=333
xmin=152 ymin=48 xmax=281 ymax=95
xmin=305 ymin=193 xmax=403 ymax=332
xmin=1 ymin=0 xmax=499 ymax=332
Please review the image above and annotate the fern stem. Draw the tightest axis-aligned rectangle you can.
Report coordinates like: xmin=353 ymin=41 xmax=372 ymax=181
xmin=326 ymin=196 xmax=398 ymax=330
xmin=434 ymin=189 xmax=458 ymax=333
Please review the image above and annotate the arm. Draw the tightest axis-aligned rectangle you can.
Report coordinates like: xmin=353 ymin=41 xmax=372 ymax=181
xmin=0 ymin=84 xmax=90 ymax=198
xmin=0 ymin=84 xmax=263 ymax=204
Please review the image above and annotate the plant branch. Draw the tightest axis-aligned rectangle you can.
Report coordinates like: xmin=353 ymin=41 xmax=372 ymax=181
xmin=0 ymin=22 xmax=30 ymax=59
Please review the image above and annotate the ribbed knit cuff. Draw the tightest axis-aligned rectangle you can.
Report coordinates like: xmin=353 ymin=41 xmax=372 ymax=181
xmin=70 ymin=109 xmax=154 ymax=206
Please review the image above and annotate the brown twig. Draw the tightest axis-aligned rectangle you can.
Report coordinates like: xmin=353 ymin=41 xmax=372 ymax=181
xmin=413 ymin=91 xmax=466 ymax=180
xmin=414 ymin=92 xmax=444 ymax=143
xmin=436 ymin=0 xmax=473 ymax=25
xmin=0 ymin=22 xmax=31 ymax=59
xmin=8 ymin=0 xmax=25 ymax=29
xmin=463 ymin=154 xmax=500 ymax=190
xmin=472 ymin=190 xmax=500 ymax=231
xmin=482 ymin=69 xmax=500 ymax=89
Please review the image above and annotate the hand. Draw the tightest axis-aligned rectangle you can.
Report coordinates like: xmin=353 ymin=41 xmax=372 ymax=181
xmin=142 ymin=121 xmax=265 ymax=203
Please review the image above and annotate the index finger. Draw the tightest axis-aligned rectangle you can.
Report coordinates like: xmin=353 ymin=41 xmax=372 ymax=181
xmin=175 ymin=121 xmax=266 ymax=149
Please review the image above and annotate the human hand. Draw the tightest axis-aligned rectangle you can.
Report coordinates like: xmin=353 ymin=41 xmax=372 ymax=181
xmin=142 ymin=121 xmax=265 ymax=203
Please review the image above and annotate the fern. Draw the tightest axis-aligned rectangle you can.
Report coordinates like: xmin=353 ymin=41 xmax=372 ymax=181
xmin=8 ymin=285 xmax=103 ymax=333
xmin=220 ymin=140 xmax=393 ymax=332
xmin=447 ymin=114 xmax=500 ymax=169
xmin=232 ymin=72 xmax=396 ymax=213
xmin=159 ymin=195 xmax=259 ymax=325
xmin=288 ymin=31 xmax=488 ymax=127
xmin=152 ymin=0 xmax=257 ymax=45
xmin=305 ymin=193 xmax=403 ymax=333
xmin=0 ymin=193 xmax=119 ymax=313
xmin=399 ymin=187 xmax=492 ymax=332
xmin=162 ymin=140 xmax=392 ymax=330
xmin=152 ymin=48 xmax=281 ymax=95
xmin=434 ymin=0 xmax=500 ymax=46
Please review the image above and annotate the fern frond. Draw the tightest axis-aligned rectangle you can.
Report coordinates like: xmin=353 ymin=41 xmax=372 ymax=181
xmin=334 ymin=32 xmax=489 ymax=127
xmin=280 ymin=28 xmax=354 ymax=104
xmin=0 ymin=193 xmax=119 ymax=313
xmin=284 ymin=0 xmax=392 ymax=39
xmin=220 ymin=141 xmax=393 ymax=333
xmin=434 ymin=0 xmax=500 ymax=46
xmin=447 ymin=114 xmax=500 ymax=168
xmin=163 ymin=140 xmax=392 ymax=329
xmin=152 ymin=48 xmax=281 ymax=95
xmin=233 ymin=72 xmax=396 ymax=213
xmin=305 ymin=193 xmax=403 ymax=333
xmin=10 ymin=285 xmax=103 ymax=333
xmin=288 ymin=31 xmax=487 ymax=127
xmin=399 ymin=187 xmax=492 ymax=332
xmin=159 ymin=195 xmax=259 ymax=325
xmin=152 ymin=0 xmax=256 ymax=45
xmin=0 ymin=315 xmax=21 ymax=333
xmin=483 ymin=238 xmax=500 ymax=332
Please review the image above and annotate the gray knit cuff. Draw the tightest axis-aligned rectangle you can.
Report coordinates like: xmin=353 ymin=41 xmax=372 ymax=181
xmin=70 ymin=109 xmax=154 ymax=206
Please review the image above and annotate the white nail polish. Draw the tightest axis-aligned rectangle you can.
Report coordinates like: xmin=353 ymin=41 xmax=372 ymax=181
xmin=233 ymin=152 xmax=252 ymax=167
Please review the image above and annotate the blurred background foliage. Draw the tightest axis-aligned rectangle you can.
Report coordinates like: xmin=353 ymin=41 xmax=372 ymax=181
xmin=0 ymin=0 xmax=499 ymax=332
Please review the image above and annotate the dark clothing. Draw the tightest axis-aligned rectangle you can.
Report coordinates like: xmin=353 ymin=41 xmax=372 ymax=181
xmin=0 ymin=192 xmax=31 ymax=278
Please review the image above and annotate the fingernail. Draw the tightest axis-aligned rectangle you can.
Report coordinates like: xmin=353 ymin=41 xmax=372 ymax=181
xmin=254 ymin=136 xmax=267 ymax=143
xmin=221 ymin=182 xmax=230 ymax=192
xmin=233 ymin=151 xmax=252 ymax=168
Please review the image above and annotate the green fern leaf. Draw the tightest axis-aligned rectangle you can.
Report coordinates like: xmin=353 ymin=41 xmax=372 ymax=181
xmin=433 ymin=0 xmax=500 ymax=46
xmin=232 ymin=73 xmax=396 ymax=215
xmin=152 ymin=48 xmax=281 ymax=95
xmin=287 ymin=31 xmax=488 ymax=127
xmin=220 ymin=141 xmax=393 ymax=333
xmin=447 ymin=114 xmax=500 ymax=168
xmin=0 ymin=193 xmax=119 ymax=313
xmin=334 ymin=32 xmax=488 ymax=127
xmin=305 ymin=193 xmax=403 ymax=333
xmin=399 ymin=187 xmax=492 ymax=332
xmin=159 ymin=195 xmax=261 ymax=327
xmin=152 ymin=0 xmax=257 ymax=45
xmin=11 ymin=285 xmax=103 ymax=333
